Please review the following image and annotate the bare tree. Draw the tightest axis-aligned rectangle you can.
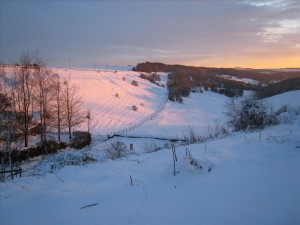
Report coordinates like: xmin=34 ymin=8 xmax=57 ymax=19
xmin=33 ymin=61 xmax=54 ymax=142
xmin=51 ymin=74 xmax=62 ymax=142
xmin=9 ymin=53 xmax=34 ymax=147
xmin=0 ymin=74 xmax=20 ymax=179
xmin=62 ymin=76 xmax=84 ymax=140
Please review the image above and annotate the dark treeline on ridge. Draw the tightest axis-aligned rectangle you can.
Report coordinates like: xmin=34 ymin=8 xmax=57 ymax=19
xmin=133 ymin=62 xmax=300 ymax=102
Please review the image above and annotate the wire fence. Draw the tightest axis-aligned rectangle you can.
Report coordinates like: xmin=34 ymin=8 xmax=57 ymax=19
xmin=92 ymin=96 xmax=168 ymax=142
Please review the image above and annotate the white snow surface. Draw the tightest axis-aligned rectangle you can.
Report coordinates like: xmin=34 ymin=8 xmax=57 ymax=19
xmin=1 ymin=66 xmax=300 ymax=225
xmin=217 ymin=74 xmax=260 ymax=85
xmin=127 ymin=91 xmax=228 ymax=139
xmin=51 ymin=68 xmax=168 ymax=137
xmin=1 ymin=123 xmax=299 ymax=225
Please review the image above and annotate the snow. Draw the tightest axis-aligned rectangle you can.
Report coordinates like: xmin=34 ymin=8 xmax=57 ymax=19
xmin=50 ymin=68 xmax=168 ymax=137
xmin=1 ymin=123 xmax=300 ymax=225
xmin=127 ymin=91 xmax=228 ymax=139
xmin=217 ymin=74 xmax=260 ymax=85
xmin=264 ymin=90 xmax=300 ymax=110
xmin=1 ymin=66 xmax=300 ymax=225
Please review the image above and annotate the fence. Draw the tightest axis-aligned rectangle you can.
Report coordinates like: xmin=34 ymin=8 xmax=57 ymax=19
xmin=0 ymin=167 xmax=22 ymax=180
xmin=112 ymin=96 xmax=168 ymax=137
xmin=91 ymin=96 xmax=169 ymax=144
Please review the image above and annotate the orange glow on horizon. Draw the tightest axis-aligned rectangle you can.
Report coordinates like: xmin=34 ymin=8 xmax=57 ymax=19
xmin=187 ymin=56 xmax=300 ymax=69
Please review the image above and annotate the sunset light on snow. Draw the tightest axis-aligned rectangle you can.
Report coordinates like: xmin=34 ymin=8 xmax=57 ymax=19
xmin=1 ymin=1 xmax=300 ymax=223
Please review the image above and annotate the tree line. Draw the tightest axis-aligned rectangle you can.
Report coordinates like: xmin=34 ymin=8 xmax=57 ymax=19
xmin=133 ymin=62 xmax=300 ymax=102
xmin=0 ymin=52 xmax=87 ymax=169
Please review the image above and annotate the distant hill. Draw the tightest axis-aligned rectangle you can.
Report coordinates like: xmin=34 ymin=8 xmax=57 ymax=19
xmin=133 ymin=62 xmax=300 ymax=101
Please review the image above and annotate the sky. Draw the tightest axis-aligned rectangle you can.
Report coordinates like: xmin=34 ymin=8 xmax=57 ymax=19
xmin=0 ymin=0 xmax=300 ymax=69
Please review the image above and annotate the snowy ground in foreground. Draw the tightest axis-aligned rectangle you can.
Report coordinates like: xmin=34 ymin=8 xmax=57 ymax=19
xmin=1 ymin=121 xmax=300 ymax=225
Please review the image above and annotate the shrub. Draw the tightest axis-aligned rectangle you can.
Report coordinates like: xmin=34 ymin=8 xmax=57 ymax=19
xmin=132 ymin=80 xmax=139 ymax=86
xmin=70 ymin=131 xmax=91 ymax=149
xmin=106 ymin=141 xmax=127 ymax=159
xmin=237 ymin=99 xmax=266 ymax=130
xmin=144 ymin=141 xmax=161 ymax=153
xmin=140 ymin=73 xmax=161 ymax=83
xmin=0 ymin=140 xmax=66 ymax=164
xmin=132 ymin=105 xmax=138 ymax=111
xmin=39 ymin=140 xmax=64 ymax=154
xmin=226 ymin=98 xmax=277 ymax=131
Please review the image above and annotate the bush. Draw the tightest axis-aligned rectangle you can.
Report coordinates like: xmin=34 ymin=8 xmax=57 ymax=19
xmin=132 ymin=105 xmax=138 ymax=111
xmin=237 ymin=99 xmax=266 ymax=130
xmin=106 ymin=141 xmax=127 ymax=159
xmin=39 ymin=140 xmax=66 ymax=154
xmin=0 ymin=140 xmax=66 ymax=164
xmin=144 ymin=141 xmax=161 ymax=153
xmin=70 ymin=131 xmax=91 ymax=149
xmin=131 ymin=80 xmax=139 ymax=86
xmin=140 ymin=73 xmax=161 ymax=83
xmin=226 ymin=98 xmax=277 ymax=131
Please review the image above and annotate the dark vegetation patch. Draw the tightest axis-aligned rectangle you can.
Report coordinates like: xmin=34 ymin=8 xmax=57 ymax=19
xmin=0 ymin=140 xmax=66 ymax=164
xmin=255 ymin=77 xmax=300 ymax=99
xmin=70 ymin=131 xmax=92 ymax=149
xmin=139 ymin=73 xmax=161 ymax=85
xmin=133 ymin=62 xmax=300 ymax=102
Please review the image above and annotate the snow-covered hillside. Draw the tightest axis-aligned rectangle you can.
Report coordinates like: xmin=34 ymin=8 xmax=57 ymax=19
xmin=52 ymin=68 xmax=168 ymax=137
xmin=127 ymin=91 xmax=228 ymax=139
xmin=1 ymin=67 xmax=300 ymax=225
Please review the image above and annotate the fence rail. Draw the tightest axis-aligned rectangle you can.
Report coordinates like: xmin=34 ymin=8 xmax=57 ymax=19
xmin=0 ymin=167 xmax=22 ymax=180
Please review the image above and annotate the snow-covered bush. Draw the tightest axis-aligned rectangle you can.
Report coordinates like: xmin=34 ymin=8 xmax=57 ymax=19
xmin=33 ymin=150 xmax=96 ymax=174
xmin=226 ymin=98 xmax=277 ymax=131
xmin=70 ymin=131 xmax=91 ymax=149
xmin=106 ymin=141 xmax=127 ymax=159
xmin=143 ymin=141 xmax=161 ymax=153
xmin=275 ymin=104 xmax=300 ymax=124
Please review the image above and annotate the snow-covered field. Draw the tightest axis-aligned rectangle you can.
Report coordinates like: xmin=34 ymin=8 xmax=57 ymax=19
xmin=1 ymin=67 xmax=300 ymax=225
xmin=217 ymin=74 xmax=260 ymax=85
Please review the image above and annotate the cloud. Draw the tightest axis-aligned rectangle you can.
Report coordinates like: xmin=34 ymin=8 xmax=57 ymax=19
xmin=1 ymin=0 xmax=299 ymax=68
xmin=257 ymin=19 xmax=300 ymax=43
xmin=107 ymin=44 xmax=178 ymax=55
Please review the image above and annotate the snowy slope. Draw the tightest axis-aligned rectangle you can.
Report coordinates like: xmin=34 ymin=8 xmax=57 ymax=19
xmin=52 ymin=68 xmax=168 ymax=137
xmin=127 ymin=91 xmax=229 ymax=139
xmin=264 ymin=90 xmax=300 ymax=110
xmin=1 ymin=122 xmax=299 ymax=225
